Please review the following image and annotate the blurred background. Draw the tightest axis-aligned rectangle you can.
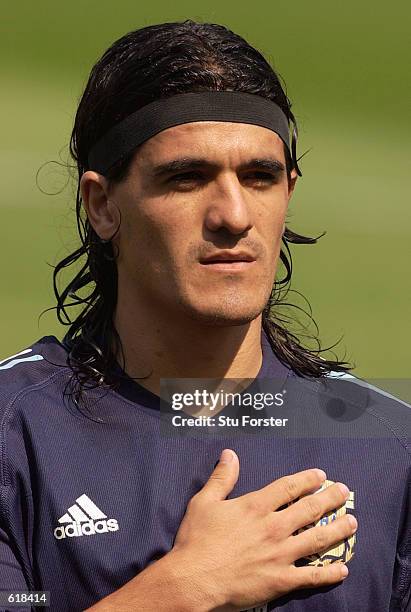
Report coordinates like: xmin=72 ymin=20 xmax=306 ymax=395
xmin=1 ymin=1 xmax=410 ymax=379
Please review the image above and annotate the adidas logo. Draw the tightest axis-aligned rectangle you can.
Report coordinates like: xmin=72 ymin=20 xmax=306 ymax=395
xmin=53 ymin=494 xmax=119 ymax=539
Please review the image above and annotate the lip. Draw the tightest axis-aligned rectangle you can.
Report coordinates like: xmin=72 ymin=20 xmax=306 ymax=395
xmin=199 ymin=260 xmax=256 ymax=272
xmin=200 ymin=250 xmax=256 ymax=264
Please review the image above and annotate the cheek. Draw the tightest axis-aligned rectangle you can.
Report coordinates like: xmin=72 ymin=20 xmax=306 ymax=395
xmin=258 ymin=200 xmax=287 ymax=244
xmin=118 ymin=204 xmax=190 ymax=273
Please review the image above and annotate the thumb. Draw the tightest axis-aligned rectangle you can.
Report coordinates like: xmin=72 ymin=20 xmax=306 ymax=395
xmin=201 ymin=449 xmax=240 ymax=502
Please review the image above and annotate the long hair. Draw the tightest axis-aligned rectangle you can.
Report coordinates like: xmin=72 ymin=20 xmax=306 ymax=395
xmin=53 ymin=19 xmax=352 ymax=403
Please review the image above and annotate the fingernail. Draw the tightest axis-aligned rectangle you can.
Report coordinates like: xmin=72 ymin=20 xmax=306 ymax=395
xmin=340 ymin=564 xmax=349 ymax=578
xmin=315 ymin=469 xmax=327 ymax=481
xmin=347 ymin=514 xmax=358 ymax=531
xmin=337 ymin=482 xmax=349 ymax=497
xmin=220 ymin=449 xmax=234 ymax=463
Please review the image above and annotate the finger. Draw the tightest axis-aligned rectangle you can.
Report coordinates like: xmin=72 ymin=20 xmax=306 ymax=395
xmin=289 ymin=560 xmax=349 ymax=591
xmin=199 ymin=449 xmax=240 ymax=502
xmin=285 ymin=513 xmax=357 ymax=562
xmin=252 ymin=469 xmax=327 ymax=513
xmin=279 ymin=482 xmax=350 ymax=535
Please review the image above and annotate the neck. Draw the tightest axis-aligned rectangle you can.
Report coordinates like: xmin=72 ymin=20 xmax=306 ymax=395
xmin=113 ymin=293 xmax=264 ymax=398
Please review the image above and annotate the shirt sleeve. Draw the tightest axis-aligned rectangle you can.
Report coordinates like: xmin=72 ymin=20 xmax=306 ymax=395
xmin=0 ymin=525 xmax=32 ymax=612
xmin=0 ymin=486 xmax=34 ymax=612
xmin=390 ymin=467 xmax=411 ymax=611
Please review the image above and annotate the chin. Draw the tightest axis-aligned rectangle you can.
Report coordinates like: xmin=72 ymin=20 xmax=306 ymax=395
xmin=182 ymin=303 xmax=264 ymax=327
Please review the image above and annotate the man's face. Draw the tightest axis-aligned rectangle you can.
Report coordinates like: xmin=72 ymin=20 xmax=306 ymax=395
xmin=89 ymin=121 xmax=297 ymax=326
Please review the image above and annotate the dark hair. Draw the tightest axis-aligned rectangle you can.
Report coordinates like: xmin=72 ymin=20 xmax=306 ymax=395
xmin=53 ymin=19 xmax=352 ymax=403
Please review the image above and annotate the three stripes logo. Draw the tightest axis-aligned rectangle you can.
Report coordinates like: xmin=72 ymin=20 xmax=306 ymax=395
xmin=0 ymin=348 xmax=43 ymax=370
xmin=53 ymin=494 xmax=119 ymax=539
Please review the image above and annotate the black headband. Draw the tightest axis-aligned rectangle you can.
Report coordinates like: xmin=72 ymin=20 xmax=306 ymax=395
xmin=87 ymin=91 xmax=291 ymax=175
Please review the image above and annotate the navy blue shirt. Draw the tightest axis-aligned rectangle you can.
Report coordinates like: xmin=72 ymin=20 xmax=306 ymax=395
xmin=0 ymin=333 xmax=410 ymax=611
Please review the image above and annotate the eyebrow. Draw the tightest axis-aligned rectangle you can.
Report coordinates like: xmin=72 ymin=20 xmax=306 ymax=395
xmin=150 ymin=156 xmax=286 ymax=178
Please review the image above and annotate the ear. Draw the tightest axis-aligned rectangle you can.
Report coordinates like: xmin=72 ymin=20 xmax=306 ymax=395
xmin=80 ymin=171 xmax=120 ymax=240
xmin=283 ymin=169 xmax=298 ymax=235
xmin=287 ymin=168 xmax=298 ymax=200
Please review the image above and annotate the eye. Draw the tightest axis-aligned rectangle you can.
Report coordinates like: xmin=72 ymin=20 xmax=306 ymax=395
xmin=244 ymin=172 xmax=279 ymax=184
xmin=167 ymin=171 xmax=279 ymax=188
xmin=169 ymin=172 xmax=203 ymax=183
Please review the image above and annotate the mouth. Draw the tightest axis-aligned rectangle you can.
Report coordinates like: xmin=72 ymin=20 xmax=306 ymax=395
xmin=199 ymin=260 xmax=256 ymax=271
xmin=199 ymin=249 xmax=257 ymax=272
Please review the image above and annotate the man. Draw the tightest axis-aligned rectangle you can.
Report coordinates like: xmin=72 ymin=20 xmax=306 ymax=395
xmin=0 ymin=19 xmax=410 ymax=612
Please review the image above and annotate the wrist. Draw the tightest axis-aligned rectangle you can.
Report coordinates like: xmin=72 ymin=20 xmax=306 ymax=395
xmin=163 ymin=548 xmax=227 ymax=612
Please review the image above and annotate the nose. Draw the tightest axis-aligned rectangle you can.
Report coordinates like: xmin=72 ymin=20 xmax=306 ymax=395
xmin=203 ymin=173 xmax=253 ymax=236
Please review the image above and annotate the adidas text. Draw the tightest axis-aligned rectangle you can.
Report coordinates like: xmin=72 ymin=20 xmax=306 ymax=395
xmin=54 ymin=518 xmax=119 ymax=539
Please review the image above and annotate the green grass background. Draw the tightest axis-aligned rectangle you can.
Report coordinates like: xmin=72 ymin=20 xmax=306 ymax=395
xmin=1 ymin=1 xmax=410 ymax=379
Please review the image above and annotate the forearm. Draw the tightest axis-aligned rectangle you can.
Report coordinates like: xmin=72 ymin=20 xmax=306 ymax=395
xmin=83 ymin=550 xmax=221 ymax=612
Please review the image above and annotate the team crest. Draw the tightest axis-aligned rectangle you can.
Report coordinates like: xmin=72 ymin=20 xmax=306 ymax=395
xmin=289 ymin=479 xmax=356 ymax=566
